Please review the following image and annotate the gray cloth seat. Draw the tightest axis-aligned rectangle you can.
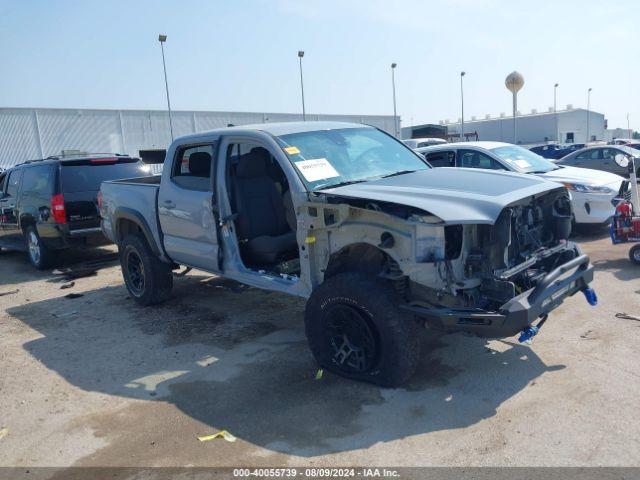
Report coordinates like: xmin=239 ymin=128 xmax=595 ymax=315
xmin=232 ymin=147 xmax=297 ymax=264
xmin=188 ymin=151 xmax=212 ymax=176
xmin=176 ymin=151 xmax=212 ymax=190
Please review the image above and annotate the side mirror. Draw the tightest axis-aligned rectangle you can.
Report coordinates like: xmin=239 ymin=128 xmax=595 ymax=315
xmin=614 ymin=153 xmax=630 ymax=168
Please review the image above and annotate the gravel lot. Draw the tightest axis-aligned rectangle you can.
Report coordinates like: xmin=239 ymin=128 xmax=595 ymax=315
xmin=0 ymin=228 xmax=639 ymax=468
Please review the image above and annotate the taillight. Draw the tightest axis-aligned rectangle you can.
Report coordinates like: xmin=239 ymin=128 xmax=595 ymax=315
xmin=97 ymin=191 xmax=103 ymax=211
xmin=51 ymin=194 xmax=67 ymax=224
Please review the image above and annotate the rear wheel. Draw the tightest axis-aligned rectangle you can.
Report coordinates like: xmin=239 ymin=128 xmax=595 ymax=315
xmin=305 ymin=272 xmax=421 ymax=387
xmin=629 ymin=244 xmax=640 ymax=265
xmin=120 ymin=234 xmax=173 ymax=306
xmin=25 ymin=226 xmax=55 ymax=270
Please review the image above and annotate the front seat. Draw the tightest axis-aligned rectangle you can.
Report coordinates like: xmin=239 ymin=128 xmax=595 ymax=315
xmin=232 ymin=147 xmax=297 ymax=264
xmin=188 ymin=151 xmax=212 ymax=176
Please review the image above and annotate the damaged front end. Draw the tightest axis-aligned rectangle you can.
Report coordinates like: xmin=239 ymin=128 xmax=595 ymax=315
xmin=401 ymin=189 xmax=595 ymax=338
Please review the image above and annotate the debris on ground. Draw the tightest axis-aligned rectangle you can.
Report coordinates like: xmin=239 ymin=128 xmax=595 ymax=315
xmin=60 ymin=282 xmax=75 ymax=290
xmin=0 ymin=428 xmax=8 ymax=440
xmin=615 ymin=313 xmax=640 ymax=322
xmin=197 ymin=430 xmax=236 ymax=443
xmin=51 ymin=254 xmax=119 ymax=281
xmin=52 ymin=311 xmax=78 ymax=318
xmin=0 ymin=289 xmax=19 ymax=297
xmin=315 ymin=369 xmax=324 ymax=380
xmin=65 ymin=293 xmax=84 ymax=299
xmin=51 ymin=267 xmax=97 ymax=281
xmin=59 ymin=268 xmax=98 ymax=280
xmin=174 ymin=267 xmax=192 ymax=277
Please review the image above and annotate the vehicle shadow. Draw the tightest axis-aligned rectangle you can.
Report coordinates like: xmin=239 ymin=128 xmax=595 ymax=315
xmin=7 ymin=275 xmax=564 ymax=457
xmin=571 ymin=223 xmax=610 ymax=241
xmin=592 ymin=257 xmax=638 ymax=281
xmin=0 ymin=246 xmax=118 ymax=287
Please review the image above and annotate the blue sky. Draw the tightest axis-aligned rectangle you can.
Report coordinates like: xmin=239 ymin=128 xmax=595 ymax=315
xmin=0 ymin=0 xmax=637 ymax=129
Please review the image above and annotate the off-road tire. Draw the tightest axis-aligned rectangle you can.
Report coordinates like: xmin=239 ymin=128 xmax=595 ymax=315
xmin=629 ymin=244 xmax=640 ymax=265
xmin=304 ymin=272 xmax=421 ymax=387
xmin=120 ymin=233 xmax=173 ymax=306
xmin=25 ymin=226 xmax=55 ymax=270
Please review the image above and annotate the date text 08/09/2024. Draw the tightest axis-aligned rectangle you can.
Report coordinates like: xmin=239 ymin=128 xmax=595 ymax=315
xmin=232 ymin=468 xmax=400 ymax=478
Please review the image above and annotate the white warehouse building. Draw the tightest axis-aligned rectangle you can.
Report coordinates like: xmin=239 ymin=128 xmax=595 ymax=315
xmin=406 ymin=106 xmax=606 ymax=146
xmin=0 ymin=107 xmax=398 ymax=169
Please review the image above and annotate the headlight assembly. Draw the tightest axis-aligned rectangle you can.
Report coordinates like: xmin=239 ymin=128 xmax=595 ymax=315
xmin=562 ymin=182 xmax=613 ymax=194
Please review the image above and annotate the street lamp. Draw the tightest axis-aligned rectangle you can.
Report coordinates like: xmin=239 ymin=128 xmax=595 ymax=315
xmin=586 ymin=87 xmax=592 ymax=143
xmin=554 ymin=83 xmax=559 ymax=142
xmin=460 ymin=71 xmax=465 ymax=142
xmin=158 ymin=34 xmax=174 ymax=141
xmin=391 ymin=63 xmax=398 ymax=137
xmin=298 ymin=51 xmax=306 ymax=121
xmin=505 ymin=71 xmax=524 ymax=144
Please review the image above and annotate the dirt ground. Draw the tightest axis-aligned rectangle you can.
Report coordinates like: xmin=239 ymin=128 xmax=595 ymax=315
xmin=0 ymin=228 xmax=639 ymax=469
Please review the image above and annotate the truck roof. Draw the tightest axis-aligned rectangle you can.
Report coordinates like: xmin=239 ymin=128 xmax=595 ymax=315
xmin=175 ymin=121 xmax=368 ymax=143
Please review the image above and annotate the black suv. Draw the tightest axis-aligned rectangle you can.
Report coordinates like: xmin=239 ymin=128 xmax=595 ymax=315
xmin=0 ymin=154 xmax=151 ymax=269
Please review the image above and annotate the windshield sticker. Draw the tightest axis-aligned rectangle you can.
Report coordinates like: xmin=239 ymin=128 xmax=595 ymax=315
xmin=294 ymin=158 xmax=340 ymax=182
xmin=283 ymin=146 xmax=300 ymax=155
xmin=502 ymin=158 xmax=531 ymax=168
xmin=513 ymin=159 xmax=531 ymax=168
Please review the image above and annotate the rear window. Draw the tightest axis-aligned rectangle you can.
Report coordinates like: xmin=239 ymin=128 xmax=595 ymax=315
xmin=60 ymin=160 xmax=150 ymax=193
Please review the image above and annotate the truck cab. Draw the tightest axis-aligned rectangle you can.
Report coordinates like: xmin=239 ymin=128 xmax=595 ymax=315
xmin=101 ymin=122 xmax=596 ymax=387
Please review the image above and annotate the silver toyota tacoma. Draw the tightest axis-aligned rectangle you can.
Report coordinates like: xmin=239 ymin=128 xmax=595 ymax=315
xmin=100 ymin=121 xmax=596 ymax=386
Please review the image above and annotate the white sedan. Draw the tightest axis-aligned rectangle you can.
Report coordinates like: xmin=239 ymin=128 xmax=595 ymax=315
xmin=417 ymin=141 xmax=625 ymax=225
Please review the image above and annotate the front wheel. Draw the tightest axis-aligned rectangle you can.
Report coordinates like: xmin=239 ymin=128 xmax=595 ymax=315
xmin=120 ymin=234 xmax=173 ymax=306
xmin=304 ymin=272 xmax=422 ymax=387
xmin=25 ymin=226 xmax=55 ymax=270
xmin=629 ymin=244 xmax=640 ymax=265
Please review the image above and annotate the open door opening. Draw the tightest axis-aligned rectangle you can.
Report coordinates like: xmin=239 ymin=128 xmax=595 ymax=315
xmin=225 ymin=142 xmax=300 ymax=275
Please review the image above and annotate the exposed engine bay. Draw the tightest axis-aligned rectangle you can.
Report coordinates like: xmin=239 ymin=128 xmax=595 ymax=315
xmin=407 ymin=189 xmax=575 ymax=311
xmin=317 ymin=187 xmax=576 ymax=315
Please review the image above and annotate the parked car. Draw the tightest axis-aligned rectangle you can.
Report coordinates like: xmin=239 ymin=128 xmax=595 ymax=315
xmin=555 ymin=145 xmax=640 ymax=179
xmin=529 ymin=144 xmax=571 ymax=159
xmin=609 ymin=138 xmax=633 ymax=145
xmin=0 ymin=154 xmax=151 ymax=269
xmin=403 ymin=137 xmax=447 ymax=149
xmin=562 ymin=143 xmax=586 ymax=153
xmin=621 ymin=142 xmax=640 ymax=152
xmin=101 ymin=121 xmax=595 ymax=387
xmin=418 ymin=141 xmax=625 ymax=225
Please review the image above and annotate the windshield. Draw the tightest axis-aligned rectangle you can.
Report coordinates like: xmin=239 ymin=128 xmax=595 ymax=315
xmin=617 ymin=145 xmax=640 ymax=157
xmin=489 ymin=145 xmax=559 ymax=173
xmin=276 ymin=127 xmax=430 ymax=190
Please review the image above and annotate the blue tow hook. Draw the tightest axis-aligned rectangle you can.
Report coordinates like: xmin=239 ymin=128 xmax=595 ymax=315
xmin=518 ymin=326 xmax=539 ymax=344
xmin=582 ymin=287 xmax=598 ymax=306
xmin=518 ymin=315 xmax=548 ymax=345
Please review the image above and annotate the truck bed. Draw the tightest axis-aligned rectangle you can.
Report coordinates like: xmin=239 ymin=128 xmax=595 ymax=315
xmin=107 ymin=174 xmax=162 ymax=185
xmin=99 ymin=176 xmax=162 ymax=248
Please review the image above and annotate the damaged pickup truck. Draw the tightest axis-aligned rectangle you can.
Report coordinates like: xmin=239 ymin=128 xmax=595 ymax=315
xmin=100 ymin=121 xmax=596 ymax=386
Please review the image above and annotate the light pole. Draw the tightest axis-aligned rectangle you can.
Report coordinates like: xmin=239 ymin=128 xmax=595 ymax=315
xmin=627 ymin=113 xmax=631 ymax=138
xmin=391 ymin=63 xmax=398 ymax=137
xmin=505 ymin=71 xmax=524 ymax=144
xmin=298 ymin=51 xmax=306 ymax=121
xmin=586 ymin=87 xmax=592 ymax=143
xmin=460 ymin=71 xmax=465 ymax=142
xmin=554 ymin=83 xmax=559 ymax=142
xmin=158 ymin=34 xmax=174 ymax=141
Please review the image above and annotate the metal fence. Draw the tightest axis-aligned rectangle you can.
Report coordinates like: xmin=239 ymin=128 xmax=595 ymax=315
xmin=0 ymin=108 xmax=399 ymax=169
